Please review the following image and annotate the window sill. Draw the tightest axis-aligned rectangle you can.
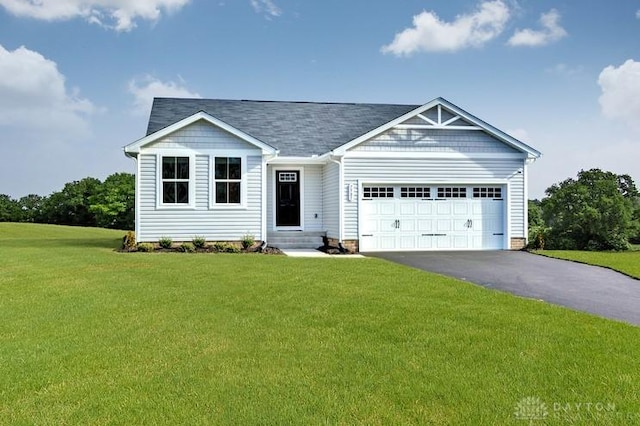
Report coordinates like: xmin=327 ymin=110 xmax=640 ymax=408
xmin=209 ymin=203 xmax=248 ymax=210
xmin=156 ymin=204 xmax=197 ymax=210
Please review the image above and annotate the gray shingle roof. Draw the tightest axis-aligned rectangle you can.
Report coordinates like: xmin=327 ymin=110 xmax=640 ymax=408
xmin=147 ymin=98 xmax=419 ymax=156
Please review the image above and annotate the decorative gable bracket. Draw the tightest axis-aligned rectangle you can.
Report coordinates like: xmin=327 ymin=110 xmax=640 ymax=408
xmin=395 ymin=104 xmax=482 ymax=130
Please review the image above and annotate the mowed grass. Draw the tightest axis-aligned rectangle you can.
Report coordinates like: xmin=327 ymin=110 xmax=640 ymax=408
xmin=1 ymin=223 xmax=640 ymax=425
xmin=537 ymin=250 xmax=640 ymax=279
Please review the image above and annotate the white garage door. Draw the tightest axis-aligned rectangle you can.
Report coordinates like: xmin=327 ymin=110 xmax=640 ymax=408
xmin=359 ymin=185 xmax=505 ymax=251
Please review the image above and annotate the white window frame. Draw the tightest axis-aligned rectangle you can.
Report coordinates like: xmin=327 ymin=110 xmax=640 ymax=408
xmin=209 ymin=153 xmax=248 ymax=209
xmin=156 ymin=152 xmax=196 ymax=209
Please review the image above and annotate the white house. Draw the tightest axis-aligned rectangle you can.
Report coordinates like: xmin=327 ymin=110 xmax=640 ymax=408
xmin=124 ymin=97 xmax=541 ymax=252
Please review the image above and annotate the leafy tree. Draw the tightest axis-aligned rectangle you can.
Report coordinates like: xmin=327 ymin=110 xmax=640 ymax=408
xmin=528 ymin=199 xmax=544 ymax=228
xmin=541 ymin=169 xmax=638 ymax=250
xmin=527 ymin=199 xmax=546 ymax=249
xmin=19 ymin=194 xmax=46 ymax=223
xmin=89 ymin=173 xmax=135 ymax=230
xmin=0 ymin=194 xmax=21 ymax=222
xmin=41 ymin=177 xmax=102 ymax=226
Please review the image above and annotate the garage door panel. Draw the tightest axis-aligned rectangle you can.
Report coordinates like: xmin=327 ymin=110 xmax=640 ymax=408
xmin=436 ymin=203 xmax=451 ymax=215
xmin=453 ymin=235 xmax=469 ymax=249
xmin=453 ymin=202 xmax=469 ymax=215
xmin=416 ymin=236 xmax=434 ymax=249
xmin=360 ymin=184 xmax=505 ymax=251
xmin=417 ymin=219 xmax=433 ymax=232
xmin=417 ymin=203 xmax=434 ymax=215
xmin=379 ymin=236 xmax=397 ymax=250
xmin=399 ymin=202 xmax=416 ymax=215
xmin=435 ymin=235 xmax=453 ymax=249
xmin=436 ymin=219 xmax=452 ymax=232
xmin=399 ymin=235 xmax=416 ymax=249
xmin=379 ymin=203 xmax=395 ymax=215
xmin=400 ymin=220 xmax=416 ymax=232
xmin=476 ymin=218 xmax=501 ymax=232
xmin=453 ymin=219 xmax=469 ymax=232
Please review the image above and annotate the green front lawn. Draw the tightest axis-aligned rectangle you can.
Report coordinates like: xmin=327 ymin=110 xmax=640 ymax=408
xmin=1 ymin=223 xmax=639 ymax=424
xmin=536 ymin=250 xmax=640 ymax=279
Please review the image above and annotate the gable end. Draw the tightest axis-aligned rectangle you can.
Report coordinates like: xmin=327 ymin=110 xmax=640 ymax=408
xmin=332 ymin=98 xmax=541 ymax=159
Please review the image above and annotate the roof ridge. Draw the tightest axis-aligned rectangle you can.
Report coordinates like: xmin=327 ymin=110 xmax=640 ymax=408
xmin=152 ymin=97 xmax=419 ymax=107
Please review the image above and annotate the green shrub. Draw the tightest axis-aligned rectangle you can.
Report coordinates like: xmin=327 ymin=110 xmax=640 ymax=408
xmin=178 ymin=242 xmax=195 ymax=253
xmin=192 ymin=235 xmax=206 ymax=249
xmin=212 ymin=241 xmax=240 ymax=253
xmin=122 ymin=231 xmax=136 ymax=251
xmin=224 ymin=244 xmax=240 ymax=253
xmin=527 ymin=225 xmax=548 ymax=250
xmin=158 ymin=236 xmax=173 ymax=249
xmin=136 ymin=243 xmax=154 ymax=252
xmin=241 ymin=234 xmax=255 ymax=250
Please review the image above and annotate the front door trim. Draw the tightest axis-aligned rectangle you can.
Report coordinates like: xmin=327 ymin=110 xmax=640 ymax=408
xmin=273 ymin=167 xmax=304 ymax=231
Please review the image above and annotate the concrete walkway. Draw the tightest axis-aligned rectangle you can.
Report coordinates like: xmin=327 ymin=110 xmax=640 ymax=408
xmin=369 ymin=251 xmax=640 ymax=326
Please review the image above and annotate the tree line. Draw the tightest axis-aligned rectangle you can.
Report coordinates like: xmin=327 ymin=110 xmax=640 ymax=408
xmin=529 ymin=169 xmax=640 ymax=250
xmin=0 ymin=173 xmax=134 ymax=230
xmin=2 ymin=168 xmax=639 ymax=250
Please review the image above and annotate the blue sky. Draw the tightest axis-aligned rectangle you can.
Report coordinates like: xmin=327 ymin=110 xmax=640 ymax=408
xmin=0 ymin=0 xmax=639 ymax=199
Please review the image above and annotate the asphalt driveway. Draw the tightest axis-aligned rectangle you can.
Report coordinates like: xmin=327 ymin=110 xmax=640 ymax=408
xmin=369 ymin=251 xmax=640 ymax=326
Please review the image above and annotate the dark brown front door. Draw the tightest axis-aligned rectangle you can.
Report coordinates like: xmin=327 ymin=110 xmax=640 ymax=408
xmin=276 ymin=171 xmax=300 ymax=227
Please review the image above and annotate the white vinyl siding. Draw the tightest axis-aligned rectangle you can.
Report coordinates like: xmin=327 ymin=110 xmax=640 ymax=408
xmin=322 ymin=161 xmax=340 ymax=239
xmin=266 ymin=166 xmax=274 ymax=231
xmin=147 ymin=121 xmax=258 ymax=151
xmin=352 ymin=129 xmax=519 ymax=154
xmin=136 ymin=120 xmax=263 ymax=242
xmin=304 ymin=165 xmax=323 ymax=232
xmin=509 ymin=164 xmax=525 ymax=237
xmin=343 ymin=156 xmax=525 ymax=241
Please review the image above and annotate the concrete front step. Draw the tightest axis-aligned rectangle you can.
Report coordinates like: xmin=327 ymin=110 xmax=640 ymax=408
xmin=267 ymin=231 xmax=326 ymax=250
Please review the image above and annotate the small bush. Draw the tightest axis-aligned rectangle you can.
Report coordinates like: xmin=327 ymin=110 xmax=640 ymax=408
xmin=158 ymin=236 xmax=173 ymax=249
xmin=527 ymin=226 xmax=547 ymax=250
xmin=137 ymin=243 xmax=154 ymax=252
xmin=224 ymin=244 xmax=241 ymax=253
xmin=122 ymin=231 xmax=136 ymax=251
xmin=212 ymin=241 xmax=240 ymax=253
xmin=178 ymin=242 xmax=195 ymax=253
xmin=192 ymin=236 xmax=206 ymax=249
xmin=241 ymin=234 xmax=255 ymax=250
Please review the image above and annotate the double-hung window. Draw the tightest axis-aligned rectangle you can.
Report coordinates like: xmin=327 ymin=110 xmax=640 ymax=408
xmin=215 ymin=157 xmax=242 ymax=204
xmin=162 ymin=156 xmax=190 ymax=204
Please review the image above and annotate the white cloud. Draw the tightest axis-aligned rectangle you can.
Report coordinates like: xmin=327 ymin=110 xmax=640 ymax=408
xmin=636 ymin=9 xmax=640 ymax=19
xmin=598 ymin=59 xmax=640 ymax=131
xmin=0 ymin=44 xmax=94 ymax=136
xmin=508 ymin=9 xmax=567 ymax=47
xmin=0 ymin=0 xmax=190 ymax=31
xmin=128 ymin=75 xmax=200 ymax=116
xmin=250 ymin=0 xmax=281 ymax=19
xmin=381 ymin=0 xmax=510 ymax=56
xmin=546 ymin=63 xmax=583 ymax=77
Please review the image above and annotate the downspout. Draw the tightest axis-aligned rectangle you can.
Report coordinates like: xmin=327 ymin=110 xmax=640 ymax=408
xmin=329 ymin=154 xmax=345 ymax=252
